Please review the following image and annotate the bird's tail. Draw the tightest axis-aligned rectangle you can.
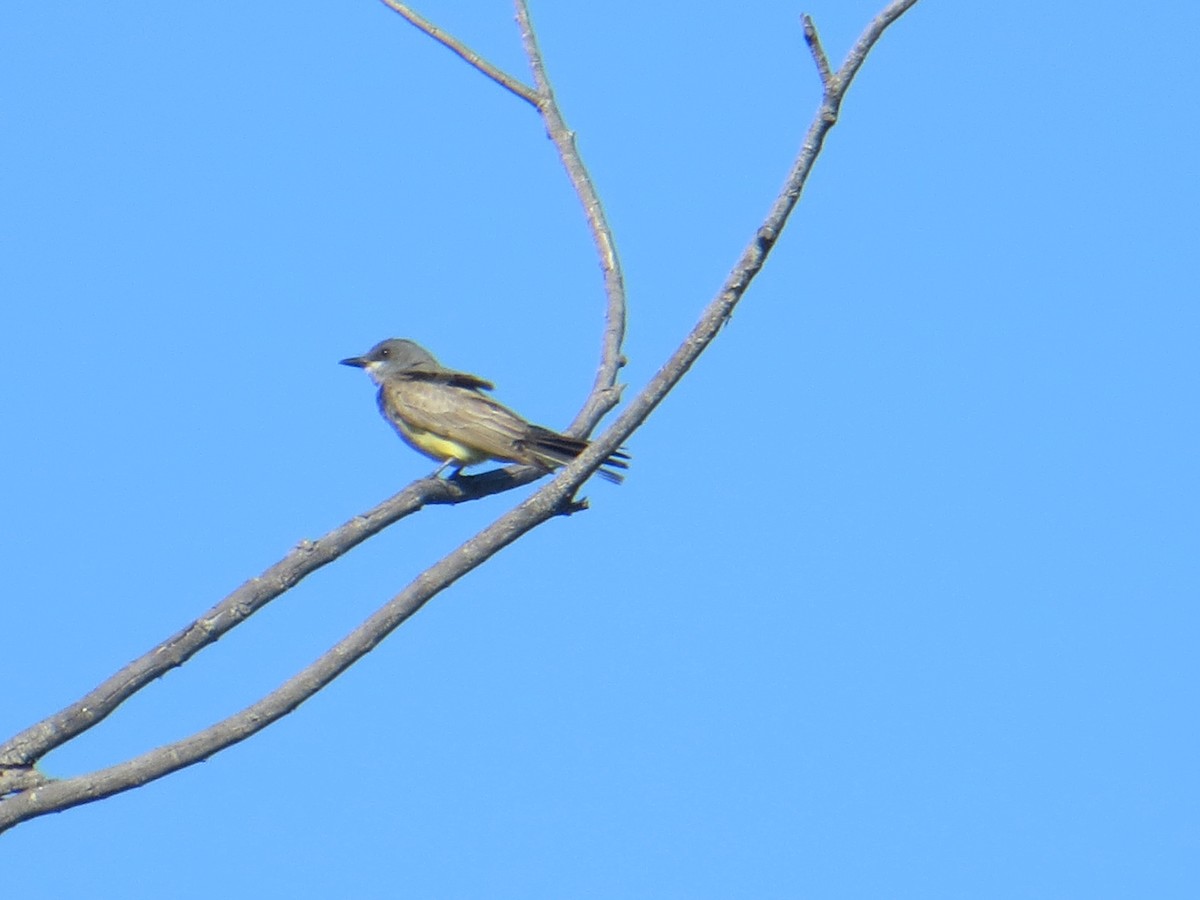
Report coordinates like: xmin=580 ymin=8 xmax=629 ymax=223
xmin=519 ymin=427 xmax=630 ymax=484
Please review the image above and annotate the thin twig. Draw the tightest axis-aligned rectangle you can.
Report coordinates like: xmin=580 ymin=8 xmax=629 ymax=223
xmin=802 ymin=14 xmax=835 ymax=91
xmin=377 ymin=0 xmax=540 ymax=107
xmin=838 ymin=0 xmax=918 ymax=79
xmin=513 ymin=0 xmax=627 ymax=434
xmin=380 ymin=0 xmax=626 ymax=430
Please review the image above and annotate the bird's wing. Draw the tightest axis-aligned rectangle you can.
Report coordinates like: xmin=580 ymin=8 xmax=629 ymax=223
xmin=381 ymin=378 xmax=530 ymax=463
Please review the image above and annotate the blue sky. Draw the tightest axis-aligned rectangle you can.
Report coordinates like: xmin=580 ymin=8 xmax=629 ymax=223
xmin=3 ymin=1 xmax=1198 ymax=896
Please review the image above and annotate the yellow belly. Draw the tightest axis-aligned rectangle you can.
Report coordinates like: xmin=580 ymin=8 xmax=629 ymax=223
xmin=397 ymin=421 xmax=490 ymax=466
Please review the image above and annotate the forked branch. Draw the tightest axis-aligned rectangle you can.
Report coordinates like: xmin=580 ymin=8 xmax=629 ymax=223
xmin=0 ymin=0 xmax=919 ymax=832
xmin=376 ymin=0 xmax=540 ymax=106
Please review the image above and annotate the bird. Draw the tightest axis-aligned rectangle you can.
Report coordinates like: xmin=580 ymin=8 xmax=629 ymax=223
xmin=340 ymin=338 xmax=628 ymax=483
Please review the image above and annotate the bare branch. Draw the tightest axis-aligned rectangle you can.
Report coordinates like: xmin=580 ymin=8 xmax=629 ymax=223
xmin=531 ymin=0 xmax=922 ymax=497
xmin=376 ymin=0 xmax=540 ymax=107
xmin=802 ymin=14 xmax=835 ymax=91
xmin=513 ymin=0 xmax=627 ymax=434
xmin=378 ymin=1 xmax=627 ymax=431
xmin=0 ymin=0 xmax=919 ymax=831
xmin=0 ymin=471 xmax=574 ymax=830
xmin=0 ymin=468 xmax=541 ymax=770
xmin=839 ymin=0 xmax=919 ymax=78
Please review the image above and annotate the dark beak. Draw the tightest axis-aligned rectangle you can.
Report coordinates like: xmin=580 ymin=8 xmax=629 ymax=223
xmin=339 ymin=356 xmax=368 ymax=368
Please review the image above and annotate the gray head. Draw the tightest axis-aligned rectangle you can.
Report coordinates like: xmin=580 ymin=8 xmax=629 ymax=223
xmin=340 ymin=338 xmax=442 ymax=384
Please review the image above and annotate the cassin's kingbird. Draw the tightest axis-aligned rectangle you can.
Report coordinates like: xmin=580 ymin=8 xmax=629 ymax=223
xmin=341 ymin=338 xmax=628 ymax=483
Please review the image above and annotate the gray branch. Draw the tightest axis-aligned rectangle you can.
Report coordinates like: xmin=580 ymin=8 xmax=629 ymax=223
xmin=377 ymin=0 xmax=540 ymax=106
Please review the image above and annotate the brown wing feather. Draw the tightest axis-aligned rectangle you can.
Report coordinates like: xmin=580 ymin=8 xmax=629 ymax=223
xmin=381 ymin=378 xmax=534 ymax=464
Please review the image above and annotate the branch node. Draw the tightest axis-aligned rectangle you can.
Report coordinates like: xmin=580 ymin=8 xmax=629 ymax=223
xmin=0 ymin=765 xmax=49 ymax=797
xmin=558 ymin=497 xmax=590 ymax=517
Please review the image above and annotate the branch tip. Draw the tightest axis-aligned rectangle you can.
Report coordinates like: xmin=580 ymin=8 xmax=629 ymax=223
xmin=801 ymin=14 xmax=835 ymax=90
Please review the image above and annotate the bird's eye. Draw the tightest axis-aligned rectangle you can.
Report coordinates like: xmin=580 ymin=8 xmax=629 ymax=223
xmin=380 ymin=347 xmax=390 ymax=358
